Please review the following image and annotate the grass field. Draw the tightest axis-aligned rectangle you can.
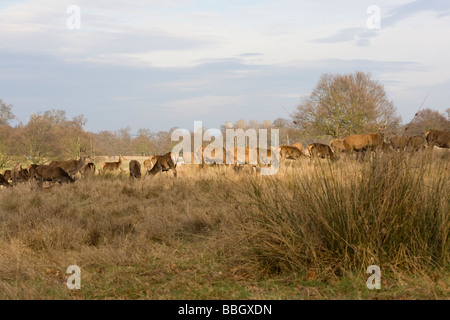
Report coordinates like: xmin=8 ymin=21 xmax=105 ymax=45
xmin=0 ymin=151 xmax=448 ymax=299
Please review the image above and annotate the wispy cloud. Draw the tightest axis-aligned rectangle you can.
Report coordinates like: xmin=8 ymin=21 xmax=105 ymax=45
xmin=311 ymin=0 xmax=450 ymax=47
xmin=383 ymin=0 xmax=450 ymax=27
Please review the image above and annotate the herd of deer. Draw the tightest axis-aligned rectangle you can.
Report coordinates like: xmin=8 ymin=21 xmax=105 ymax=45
xmin=0 ymin=129 xmax=448 ymax=188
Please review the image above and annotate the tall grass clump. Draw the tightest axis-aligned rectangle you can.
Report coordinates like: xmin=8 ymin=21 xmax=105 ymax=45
xmin=237 ymin=152 xmax=449 ymax=278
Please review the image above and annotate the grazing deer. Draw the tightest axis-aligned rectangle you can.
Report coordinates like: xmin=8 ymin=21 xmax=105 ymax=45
xmin=279 ymin=145 xmax=305 ymax=161
xmin=330 ymin=139 xmax=346 ymax=154
xmin=147 ymin=152 xmax=177 ymax=178
xmin=143 ymin=155 xmax=158 ymax=171
xmin=28 ymin=164 xmax=75 ymax=186
xmin=48 ymin=153 xmax=90 ymax=177
xmin=101 ymin=155 xmax=127 ymax=172
xmin=308 ymin=143 xmax=335 ymax=163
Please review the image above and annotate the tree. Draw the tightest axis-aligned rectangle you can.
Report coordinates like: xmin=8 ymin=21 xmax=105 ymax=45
xmin=292 ymin=72 xmax=401 ymax=138
xmin=405 ymin=108 xmax=450 ymax=135
xmin=131 ymin=130 xmax=154 ymax=156
xmin=234 ymin=119 xmax=246 ymax=129
xmin=272 ymin=118 xmax=303 ymax=145
xmin=0 ymin=99 xmax=16 ymax=126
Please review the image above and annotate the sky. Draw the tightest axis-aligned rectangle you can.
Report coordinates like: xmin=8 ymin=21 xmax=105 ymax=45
xmin=1 ymin=0 xmax=449 ymax=134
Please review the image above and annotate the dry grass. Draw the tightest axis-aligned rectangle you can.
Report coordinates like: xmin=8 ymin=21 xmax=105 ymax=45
xmin=0 ymin=151 xmax=448 ymax=299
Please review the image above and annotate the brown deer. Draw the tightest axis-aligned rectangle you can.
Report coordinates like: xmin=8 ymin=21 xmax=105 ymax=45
xmin=28 ymin=164 xmax=75 ymax=186
xmin=292 ymin=142 xmax=303 ymax=152
xmin=101 ymin=155 xmax=127 ymax=172
xmin=129 ymin=160 xmax=142 ymax=179
xmin=390 ymin=136 xmax=407 ymax=151
xmin=143 ymin=155 xmax=157 ymax=171
xmin=2 ymin=170 xmax=11 ymax=183
xmin=405 ymin=135 xmax=426 ymax=152
xmin=330 ymin=139 xmax=346 ymax=154
xmin=48 ymin=153 xmax=90 ymax=177
xmin=147 ymin=152 xmax=177 ymax=177
xmin=279 ymin=145 xmax=304 ymax=160
xmin=0 ymin=173 xmax=12 ymax=188
xmin=425 ymin=130 xmax=450 ymax=149
xmin=11 ymin=163 xmax=29 ymax=185
xmin=81 ymin=162 xmax=96 ymax=177
xmin=308 ymin=143 xmax=335 ymax=162
xmin=343 ymin=126 xmax=387 ymax=160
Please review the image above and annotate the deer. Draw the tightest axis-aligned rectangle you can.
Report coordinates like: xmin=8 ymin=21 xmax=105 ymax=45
xmin=143 ymin=155 xmax=158 ymax=171
xmin=2 ymin=170 xmax=12 ymax=183
xmin=101 ymin=155 xmax=127 ymax=172
xmin=0 ymin=173 xmax=12 ymax=188
xmin=129 ymin=160 xmax=142 ymax=179
xmin=28 ymin=164 xmax=75 ymax=187
xmin=81 ymin=162 xmax=96 ymax=177
xmin=330 ymin=139 xmax=346 ymax=154
xmin=279 ymin=145 xmax=305 ymax=161
xmin=11 ymin=163 xmax=29 ymax=185
xmin=147 ymin=152 xmax=177 ymax=178
xmin=48 ymin=152 xmax=90 ymax=178
xmin=292 ymin=142 xmax=304 ymax=153
xmin=405 ymin=135 xmax=426 ymax=152
xmin=308 ymin=143 xmax=335 ymax=163
xmin=425 ymin=130 xmax=450 ymax=149
xmin=390 ymin=136 xmax=407 ymax=151
xmin=343 ymin=126 xmax=387 ymax=160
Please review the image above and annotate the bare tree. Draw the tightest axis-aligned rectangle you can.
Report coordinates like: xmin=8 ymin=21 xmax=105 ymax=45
xmin=292 ymin=72 xmax=401 ymax=138
xmin=405 ymin=108 xmax=450 ymax=135
xmin=234 ymin=119 xmax=246 ymax=129
xmin=0 ymin=99 xmax=16 ymax=126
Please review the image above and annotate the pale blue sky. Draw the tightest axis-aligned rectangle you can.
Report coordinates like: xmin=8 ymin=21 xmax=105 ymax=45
xmin=1 ymin=0 xmax=449 ymax=133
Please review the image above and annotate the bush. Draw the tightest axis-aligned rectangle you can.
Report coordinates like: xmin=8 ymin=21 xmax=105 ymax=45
xmin=238 ymin=153 xmax=449 ymax=278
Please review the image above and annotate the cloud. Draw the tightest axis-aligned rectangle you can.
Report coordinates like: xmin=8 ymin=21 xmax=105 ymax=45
xmin=310 ymin=0 xmax=450 ymax=47
xmin=383 ymin=0 xmax=450 ymax=27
